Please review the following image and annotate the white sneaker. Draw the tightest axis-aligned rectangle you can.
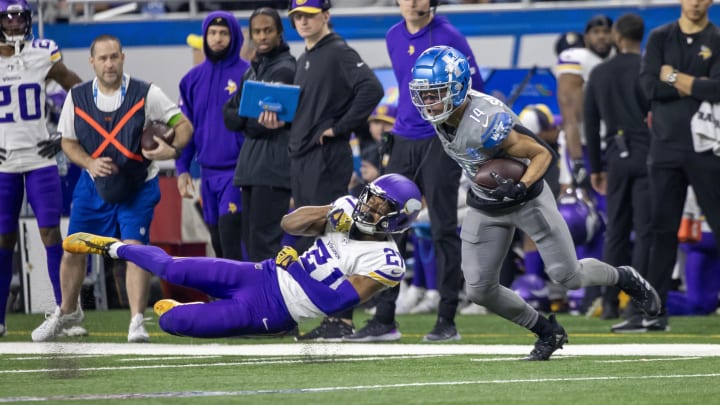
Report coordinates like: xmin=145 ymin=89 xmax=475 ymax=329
xmin=128 ymin=313 xmax=150 ymax=343
xmin=31 ymin=306 xmax=84 ymax=342
xmin=396 ymin=284 xmax=426 ymax=315
xmin=61 ymin=325 xmax=89 ymax=337
xmin=409 ymin=289 xmax=440 ymax=314
xmin=459 ymin=302 xmax=488 ymax=315
xmin=0 ymin=323 xmax=6 ymax=337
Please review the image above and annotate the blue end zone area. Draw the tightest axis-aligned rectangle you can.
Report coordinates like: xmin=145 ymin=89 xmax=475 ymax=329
xmin=37 ymin=4 xmax=692 ymax=49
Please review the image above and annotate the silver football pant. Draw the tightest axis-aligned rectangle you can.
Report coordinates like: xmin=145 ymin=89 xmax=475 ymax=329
xmin=461 ymin=182 xmax=618 ymax=329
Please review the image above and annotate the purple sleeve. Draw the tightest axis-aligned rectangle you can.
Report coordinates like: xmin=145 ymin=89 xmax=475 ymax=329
xmin=282 ymin=262 xmax=361 ymax=315
xmin=175 ymin=75 xmax=195 ymax=174
xmin=437 ymin=23 xmax=485 ymax=92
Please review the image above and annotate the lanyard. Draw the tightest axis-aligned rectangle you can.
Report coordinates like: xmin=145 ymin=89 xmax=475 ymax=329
xmin=93 ymin=75 xmax=127 ymax=105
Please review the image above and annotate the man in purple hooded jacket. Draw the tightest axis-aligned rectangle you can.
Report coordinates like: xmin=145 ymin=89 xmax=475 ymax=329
xmin=176 ymin=11 xmax=249 ymax=260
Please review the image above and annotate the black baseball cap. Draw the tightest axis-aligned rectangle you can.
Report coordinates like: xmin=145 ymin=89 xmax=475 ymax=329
xmin=585 ymin=14 xmax=613 ymax=33
xmin=555 ymin=31 xmax=585 ymax=56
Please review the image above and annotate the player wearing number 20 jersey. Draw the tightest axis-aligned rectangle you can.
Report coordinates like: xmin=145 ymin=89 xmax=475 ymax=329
xmin=0 ymin=38 xmax=62 ymax=167
xmin=0 ymin=0 xmax=82 ymax=335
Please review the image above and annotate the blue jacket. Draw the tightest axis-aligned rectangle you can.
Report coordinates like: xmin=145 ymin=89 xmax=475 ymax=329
xmin=177 ymin=11 xmax=249 ymax=173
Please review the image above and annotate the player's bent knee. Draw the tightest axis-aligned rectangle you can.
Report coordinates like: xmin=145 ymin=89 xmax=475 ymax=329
xmin=465 ymin=284 xmax=498 ymax=305
xmin=545 ymin=265 xmax=582 ymax=290
xmin=158 ymin=309 xmax=194 ymax=337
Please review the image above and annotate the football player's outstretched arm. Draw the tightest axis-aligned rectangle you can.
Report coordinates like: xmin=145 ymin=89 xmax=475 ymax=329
xmin=281 ymin=205 xmax=331 ymax=236
xmin=280 ymin=262 xmax=386 ymax=315
xmin=347 ymin=275 xmax=388 ymax=303
xmin=502 ymin=130 xmax=552 ymax=188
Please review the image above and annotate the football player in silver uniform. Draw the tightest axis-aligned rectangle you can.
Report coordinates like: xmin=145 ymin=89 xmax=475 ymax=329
xmin=409 ymin=46 xmax=660 ymax=360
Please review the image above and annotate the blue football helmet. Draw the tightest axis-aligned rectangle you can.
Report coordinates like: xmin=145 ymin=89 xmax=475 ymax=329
xmin=0 ymin=0 xmax=32 ymax=45
xmin=557 ymin=187 xmax=602 ymax=246
xmin=409 ymin=45 xmax=472 ymax=124
xmin=353 ymin=174 xmax=422 ymax=235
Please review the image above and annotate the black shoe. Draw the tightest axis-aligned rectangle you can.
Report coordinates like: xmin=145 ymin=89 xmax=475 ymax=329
xmin=616 ymin=266 xmax=661 ymax=317
xmin=524 ymin=314 xmax=568 ymax=361
xmin=423 ymin=318 xmax=461 ymax=342
xmin=610 ymin=315 xmax=647 ymax=333
xmin=295 ymin=318 xmax=354 ymax=342
xmin=643 ymin=315 xmax=671 ymax=332
xmin=600 ymin=303 xmax=619 ymax=320
xmin=611 ymin=314 xmax=670 ymax=333
xmin=343 ymin=319 xmax=401 ymax=342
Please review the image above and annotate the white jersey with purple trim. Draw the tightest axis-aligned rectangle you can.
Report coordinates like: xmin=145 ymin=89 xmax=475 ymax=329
xmin=276 ymin=196 xmax=405 ymax=322
xmin=554 ymin=47 xmax=604 ymax=82
xmin=554 ymin=47 xmax=609 ymax=148
xmin=0 ymin=39 xmax=62 ymax=173
xmin=433 ymin=90 xmax=527 ymax=203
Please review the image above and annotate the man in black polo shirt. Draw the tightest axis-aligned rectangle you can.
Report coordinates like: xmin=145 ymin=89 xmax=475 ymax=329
xmin=584 ymin=13 xmax=653 ymax=330
xmin=639 ymin=0 xmax=720 ymax=332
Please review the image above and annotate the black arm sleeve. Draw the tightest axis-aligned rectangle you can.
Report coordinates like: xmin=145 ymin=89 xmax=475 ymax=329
xmin=331 ymin=49 xmax=384 ymax=137
xmin=583 ymin=71 xmax=604 ymax=174
xmin=223 ymin=88 xmax=248 ymax=132
xmin=639 ymin=28 xmax=681 ymax=102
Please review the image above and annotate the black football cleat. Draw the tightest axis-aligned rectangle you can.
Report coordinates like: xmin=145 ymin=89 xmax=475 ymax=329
xmin=616 ymin=266 xmax=661 ymax=317
xmin=524 ymin=314 xmax=568 ymax=361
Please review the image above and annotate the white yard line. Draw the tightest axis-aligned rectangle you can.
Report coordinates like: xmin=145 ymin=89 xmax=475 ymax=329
xmin=1 ymin=342 xmax=720 ymax=357
xmin=2 ymin=373 xmax=720 ymax=402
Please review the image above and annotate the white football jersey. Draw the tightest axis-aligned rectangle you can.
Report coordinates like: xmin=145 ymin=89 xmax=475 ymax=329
xmin=554 ymin=47 xmax=604 ymax=83
xmin=277 ymin=196 xmax=405 ymax=321
xmin=0 ymin=39 xmax=61 ymax=173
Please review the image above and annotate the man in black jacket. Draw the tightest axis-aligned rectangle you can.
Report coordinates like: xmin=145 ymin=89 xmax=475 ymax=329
xmin=639 ymin=0 xmax=720 ymax=332
xmin=223 ymin=7 xmax=295 ymax=262
xmin=584 ymin=13 xmax=652 ymax=329
xmin=278 ymin=0 xmax=383 ymax=341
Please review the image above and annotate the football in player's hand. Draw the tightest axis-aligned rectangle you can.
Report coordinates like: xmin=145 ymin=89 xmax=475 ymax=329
xmin=473 ymin=158 xmax=527 ymax=189
xmin=141 ymin=121 xmax=174 ymax=150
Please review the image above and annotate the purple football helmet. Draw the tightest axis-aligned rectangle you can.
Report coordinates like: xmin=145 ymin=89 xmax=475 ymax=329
xmin=0 ymin=0 xmax=31 ymax=45
xmin=353 ymin=173 xmax=422 ymax=235
xmin=566 ymin=287 xmax=585 ymax=315
xmin=46 ymin=87 xmax=67 ymax=127
xmin=557 ymin=187 xmax=602 ymax=246
xmin=511 ymin=274 xmax=550 ymax=312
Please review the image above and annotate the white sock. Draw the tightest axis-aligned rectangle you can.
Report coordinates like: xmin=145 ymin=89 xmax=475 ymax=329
xmin=107 ymin=242 xmax=124 ymax=259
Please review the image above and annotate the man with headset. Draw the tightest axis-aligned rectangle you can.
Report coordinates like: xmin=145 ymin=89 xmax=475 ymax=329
xmin=345 ymin=0 xmax=484 ymax=343
xmin=263 ymin=0 xmax=383 ymax=341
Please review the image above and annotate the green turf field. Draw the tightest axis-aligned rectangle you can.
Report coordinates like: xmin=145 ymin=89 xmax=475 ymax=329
xmin=2 ymin=310 xmax=720 ymax=404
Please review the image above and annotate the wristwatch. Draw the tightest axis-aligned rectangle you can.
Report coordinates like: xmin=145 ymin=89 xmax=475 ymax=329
xmin=665 ymin=69 xmax=678 ymax=84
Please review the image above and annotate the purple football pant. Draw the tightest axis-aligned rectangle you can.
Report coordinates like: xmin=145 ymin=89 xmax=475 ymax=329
xmin=0 ymin=166 xmax=62 ymax=233
xmin=117 ymin=244 xmax=296 ymax=338
xmin=0 ymin=167 xmax=63 ymax=314
xmin=199 ymin=168 xmax=241 ymax=227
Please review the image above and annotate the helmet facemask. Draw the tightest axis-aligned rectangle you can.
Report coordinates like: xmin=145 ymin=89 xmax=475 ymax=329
xmin=352 ymin=185 xmax=399 ymax=235
xmin=409 ymin=79 xmax=460 ymax=124
xmin=0 ymin=10 xmax=32 ymax=45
